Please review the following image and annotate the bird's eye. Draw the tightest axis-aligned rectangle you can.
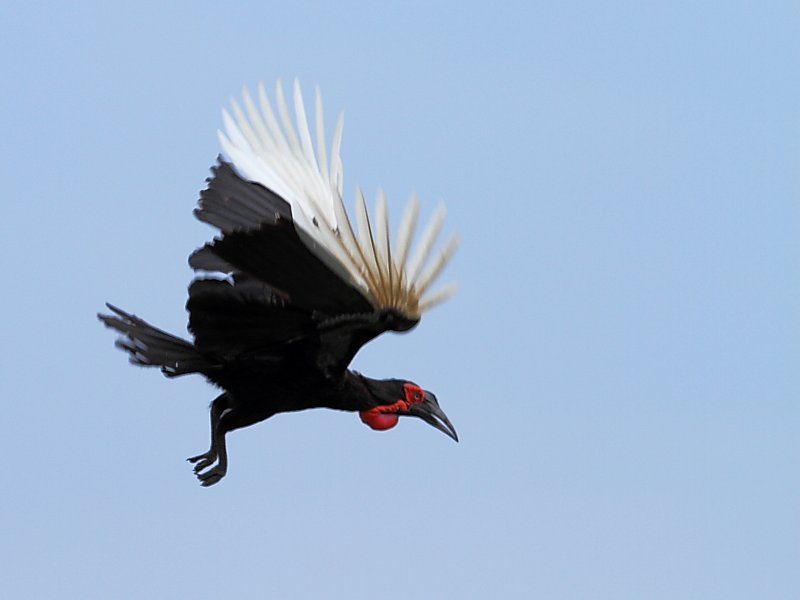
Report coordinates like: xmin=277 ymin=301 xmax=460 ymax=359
xmin=403 ymin=382 xmax=425 ymax=405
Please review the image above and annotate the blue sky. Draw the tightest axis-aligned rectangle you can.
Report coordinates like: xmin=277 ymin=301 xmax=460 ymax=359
xmin=2 ymin=1 xmax=798 ymax=598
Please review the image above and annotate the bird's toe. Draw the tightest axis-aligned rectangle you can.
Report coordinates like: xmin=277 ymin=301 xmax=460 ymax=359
xmin=187 ymin=451 xmax=214 ymax=464
xmin=197 ymin=466 xmax=226 ymax=487
xmin=192 ymin=458 xmax=215 ymax=473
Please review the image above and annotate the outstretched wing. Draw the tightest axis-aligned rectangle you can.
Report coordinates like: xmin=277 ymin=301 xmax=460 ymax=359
xmin=187 ymin=81 xmax=457 ymax=377
xmin=189 ymin=165 xmax=415 ymax=378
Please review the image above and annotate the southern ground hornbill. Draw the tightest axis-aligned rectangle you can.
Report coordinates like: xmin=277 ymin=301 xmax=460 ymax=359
xmin=99 ymin=80 xmax=459 ymax=486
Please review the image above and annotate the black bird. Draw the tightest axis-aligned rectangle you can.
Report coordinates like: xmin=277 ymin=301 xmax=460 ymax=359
xmin=100 ymin=80 xmax=459 ymax=486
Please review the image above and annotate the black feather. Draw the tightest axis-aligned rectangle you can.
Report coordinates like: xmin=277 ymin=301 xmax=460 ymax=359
xmin=194 ymin=218 xmax=373 ymax=316
xmin=194 ymin=159 xmax=291 ymax=232
xmin=98 ymin=304 xmax=213 ymax=377
xmin=186 ymin=278 xmax=314 ymax=358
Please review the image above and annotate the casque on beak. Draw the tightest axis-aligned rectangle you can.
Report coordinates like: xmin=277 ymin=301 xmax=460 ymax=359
xmin=406 ymin=391 xmax=458 ymax=442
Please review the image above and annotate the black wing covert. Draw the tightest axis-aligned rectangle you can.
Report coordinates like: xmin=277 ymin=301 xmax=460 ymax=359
xmin=187 ymin=277 xmax=313 ymax=359
xmin=192 ymin=218 xmax=372 ymax=316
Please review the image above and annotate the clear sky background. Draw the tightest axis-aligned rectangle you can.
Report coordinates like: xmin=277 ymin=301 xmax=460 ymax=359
xmin=2 ymin=2 xmax=798 ymax=598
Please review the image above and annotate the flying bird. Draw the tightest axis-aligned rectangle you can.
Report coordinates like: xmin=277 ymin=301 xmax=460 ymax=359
xmin=99 ymin=80 xmax=459 ymax=486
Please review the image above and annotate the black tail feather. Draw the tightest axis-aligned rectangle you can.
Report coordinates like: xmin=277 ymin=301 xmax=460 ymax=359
xmin=98 ymin=304 xmax=214 ymax=377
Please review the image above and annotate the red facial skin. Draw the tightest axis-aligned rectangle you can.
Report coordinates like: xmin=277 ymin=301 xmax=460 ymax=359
xmin=359 ymin=383 xmax=425 ymax=431
xmin=359 ymin=411 xmax=399 ymax=430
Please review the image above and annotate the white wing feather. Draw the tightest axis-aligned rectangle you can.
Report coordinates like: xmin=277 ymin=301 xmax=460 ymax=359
xmin=219 ymin=80 xmax=458 ymax=317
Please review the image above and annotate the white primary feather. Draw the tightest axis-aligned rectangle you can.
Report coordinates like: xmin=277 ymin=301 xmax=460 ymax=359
xmin=394 ymin=194 xmax=419 ymax=271
xmin=219 ymin=79 xmax=458 ymax=317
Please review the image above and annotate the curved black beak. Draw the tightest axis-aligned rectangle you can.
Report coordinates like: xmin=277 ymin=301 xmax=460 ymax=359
xmin=406 ymin=391 xmax=458 ymax=442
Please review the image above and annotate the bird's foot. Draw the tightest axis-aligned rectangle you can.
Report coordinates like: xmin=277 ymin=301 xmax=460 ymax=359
xmin=189 ymin=450 xmax=227 ymax=486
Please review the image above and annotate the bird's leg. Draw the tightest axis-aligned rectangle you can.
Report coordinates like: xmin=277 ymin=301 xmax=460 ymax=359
xmin=186 ymin=394 xmax=272 ymax=487
xmin=187 ymin=394 xmax=229 ymax=474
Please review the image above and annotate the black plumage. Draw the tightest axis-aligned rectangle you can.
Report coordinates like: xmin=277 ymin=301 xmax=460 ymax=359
xmin=100 ymin=158 xmax=457 ymax=486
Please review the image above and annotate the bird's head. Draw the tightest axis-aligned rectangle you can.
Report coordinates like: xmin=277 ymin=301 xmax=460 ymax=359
xmin=359 ymin=379 xmax=458 ymax=442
